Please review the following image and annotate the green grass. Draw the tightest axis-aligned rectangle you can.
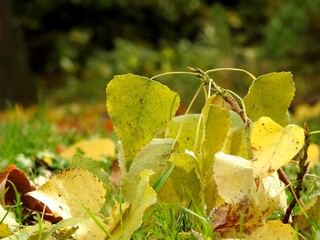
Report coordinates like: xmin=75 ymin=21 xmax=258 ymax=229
xmin=132 ymin=201 xmax=215 ymax=239
xmin=0 ymin=106 xmax=79 ymax=173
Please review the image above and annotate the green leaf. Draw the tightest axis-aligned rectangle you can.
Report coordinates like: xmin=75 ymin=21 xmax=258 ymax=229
xmin=200 ymin=98 xmax=230 ymax=182
xmin=165 ymin=114 xmax=203 ymax=153
xmin=243 ymin=72 xmax=295 ymax=126
xmin=222 ymin=117 xmax=252 ymax=159
xmin=199 ymin=98 xmax=230 ymax=211
xmin=127 ymin=138 xmax=174 ymax=185
xmin=111 ymin=169 xmax=157 ymax=240
xmin=157 ymin=153 xmax=201 ymax=205
xmin=106 ymin=74 xmax=180 ymax=169
xmin=292 ymin=193 xmax=320 ymax=231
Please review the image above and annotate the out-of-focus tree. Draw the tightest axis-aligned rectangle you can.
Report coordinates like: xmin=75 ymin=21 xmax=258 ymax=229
xmin=0 ymin=0 xmax=36 ymax=109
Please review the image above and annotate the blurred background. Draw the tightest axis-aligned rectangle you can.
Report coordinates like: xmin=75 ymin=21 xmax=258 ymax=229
xmin=1 ymin=0 xmax=320 ymax=110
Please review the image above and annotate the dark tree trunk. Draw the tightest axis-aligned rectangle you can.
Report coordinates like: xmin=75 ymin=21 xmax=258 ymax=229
xmin=0 ymin=0 xmax=36 ymax=109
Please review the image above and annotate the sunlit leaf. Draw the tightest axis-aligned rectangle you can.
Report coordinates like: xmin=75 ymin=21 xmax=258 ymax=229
xmin=306 ymin=143 xmax=320 ymax=168
xmin=106 ymin=74 xmax=180 ymax=169
xmin=250 ymin=117 xmax=305 ymax=178
xmin=246 ymin=220 xmax=295 ymax=240
xmin=0 ymin=224 xmax=43 ymax=240
xmin=0 ymin=208 xmax=15 ymax=226
xmin=243 ymin=72 xmax=295 ymax=126
xmin=27 ymin=167 xmax=106 ymax=219
xmin=213 ymin=152 xmax=253 ymax=204
xmin=27 ymin=167 xmax=107 ymax=238
xmin=60 ymin=138 xmax=116 ymax=160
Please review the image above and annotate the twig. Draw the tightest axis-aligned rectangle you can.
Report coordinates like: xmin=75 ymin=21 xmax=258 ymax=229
xmin=188 ymin=67 xmax=252 ymax=126
xmin=282 ymin=123 xmax=310 ymax=223
xmin=277 ymin=168 xmax=294 ymax=196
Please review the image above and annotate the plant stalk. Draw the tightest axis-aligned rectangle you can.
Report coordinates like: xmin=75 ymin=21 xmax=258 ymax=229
xmin=282 ymin=124 xmax=310 ymax=224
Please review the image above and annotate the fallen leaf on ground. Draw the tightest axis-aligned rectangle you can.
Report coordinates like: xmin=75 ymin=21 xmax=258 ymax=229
xmin=27 ymin=167 xmax=107 ymax=239
xmin=0 ymin=164 xmax=61 ymax=223
xmin=306 ymin=143 xmax=320 ymax=168
xmin=60 ymin=138 xmax=116 ymax=160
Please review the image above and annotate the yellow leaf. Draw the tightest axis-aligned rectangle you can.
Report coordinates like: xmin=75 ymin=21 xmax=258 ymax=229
xmin=0 ymin=224 xmax=13 ymax=238
xmin=27 ymin=167 xmax=106 ymax=219
xmin=214 ymin=152 xmax=253 ymax=204
xmin=27 ymin=167 xmax=107 ymax=239
xmin=250 ymin=117 xmax=305 ymax=178
xmin=306 ymin=143 xmax=320 ymax=168
xmin=211 ymin=153 xmax=287 ymax=237
xmin=105 ymin=202 xmax=130 ymax=233
xmin=246 ymin=220 xmax=295 ymax=240
xmin=60 ymin=138 xmax=116 ymax=160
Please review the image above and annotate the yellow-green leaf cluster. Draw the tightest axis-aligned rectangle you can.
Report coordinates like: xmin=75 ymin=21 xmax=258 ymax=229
xmin=212 ymin=152 xmax=288 ymax=238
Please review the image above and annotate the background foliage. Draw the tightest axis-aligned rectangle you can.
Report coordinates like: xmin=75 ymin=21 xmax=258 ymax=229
xmin=1 ymin=0 xmax=320 ymax=108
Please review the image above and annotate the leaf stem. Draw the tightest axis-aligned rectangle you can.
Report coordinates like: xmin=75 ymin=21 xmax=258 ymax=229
xmin=150 ymin=71 xmax=197 ymax=80
xmin=174 ymin=84 xmax=205 ymax=145
xmin=309 ymin=130 xmax=320 ymax=136
xmin=205 ymin=68 xmax=256 ymax=80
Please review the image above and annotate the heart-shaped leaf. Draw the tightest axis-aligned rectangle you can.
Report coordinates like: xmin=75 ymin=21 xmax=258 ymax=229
xmin=250 ymin=117 xmax=305 ymax=178
xmin=243 ymin=72 xmax=295 ymax=126
xmin=106 ymin=74 xmax=180 ymax=169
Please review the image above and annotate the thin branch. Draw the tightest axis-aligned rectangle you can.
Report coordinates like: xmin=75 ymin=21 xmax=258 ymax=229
xmin=188 ymin=67 xmax=252 ymax=126
xmin=282 ymin=124 xmax=310 ymax=223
